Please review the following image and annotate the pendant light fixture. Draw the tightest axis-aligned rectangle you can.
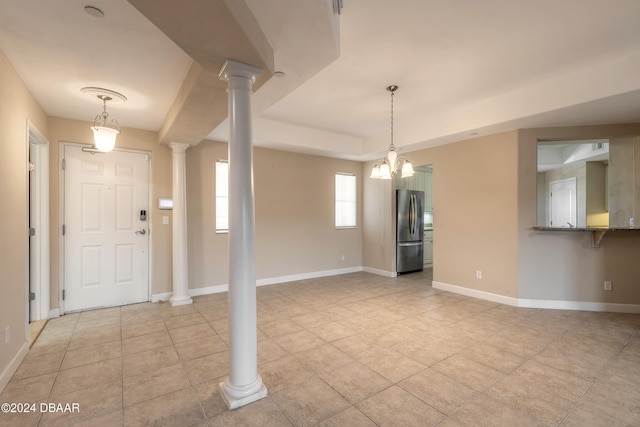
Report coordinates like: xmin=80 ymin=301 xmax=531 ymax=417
xmin=81 ymin=87 xmax=127 ymax=152
xmin=370 ymin=85 xmax=414 ymax=180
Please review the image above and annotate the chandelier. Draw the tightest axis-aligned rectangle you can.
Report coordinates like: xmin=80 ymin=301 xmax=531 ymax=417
xmin=370 ymin=85 xmax=414 ymax=180
xmin=81 ymin=87 xmax=127 ymax=153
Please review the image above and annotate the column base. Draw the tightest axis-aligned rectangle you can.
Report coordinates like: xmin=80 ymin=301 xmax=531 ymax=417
xmin=219 ymin=375 xmax=268 ymax=410
xmin=169 ymin=295 xmax=193 ymax=307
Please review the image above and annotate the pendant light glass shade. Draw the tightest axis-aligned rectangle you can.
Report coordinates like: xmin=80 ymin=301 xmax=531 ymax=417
xmin=92 ymin=125 xmax=119 ymax=152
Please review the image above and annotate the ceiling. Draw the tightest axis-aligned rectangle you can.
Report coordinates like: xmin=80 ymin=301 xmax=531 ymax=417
xmin=1 ymin=0 xmax=640 ymax=162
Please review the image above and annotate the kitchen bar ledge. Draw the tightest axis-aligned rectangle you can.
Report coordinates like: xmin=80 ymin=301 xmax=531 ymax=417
xmin=532 ymin=226 xmax=640 ymax=247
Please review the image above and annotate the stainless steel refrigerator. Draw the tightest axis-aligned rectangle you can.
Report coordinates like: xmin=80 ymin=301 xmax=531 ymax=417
xmin=396 ymin=189 xmax=424 ymax=274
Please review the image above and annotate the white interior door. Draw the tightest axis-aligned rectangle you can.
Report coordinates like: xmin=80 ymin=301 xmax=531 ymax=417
xmin=64 ymin=146 xmax=150 ymax=312
xmin=549 ymin=178 xmax=577 ymax=228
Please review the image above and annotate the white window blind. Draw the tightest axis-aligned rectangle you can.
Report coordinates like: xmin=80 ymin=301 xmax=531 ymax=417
xmin=335 ymin=173 xmax=356 ymax=228
xmin=215 ymin=161 xmax=229 ymax=232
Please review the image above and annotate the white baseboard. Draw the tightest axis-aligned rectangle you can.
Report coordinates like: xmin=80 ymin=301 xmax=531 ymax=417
xmin=0 ymin=341 xmax=28 ymax=394
xmin=48 ymin=308 xmax=60 ymax=319
xmin=433 ymin=281 xmax=640 ymax=313
xmin=256 ymin=266 xmax=363 ymax=287
xmin=362 ymin=266 xmax=397 ymax=277
xmin=183 ymin=266 xmax=364 ymax=299
xmin=151 ymin=292 xmax=172 ymax=303
xmin=432 ymin=281 xmax=518 ymax=306
xmin=517 ymin=298 xmax=640 ymax=313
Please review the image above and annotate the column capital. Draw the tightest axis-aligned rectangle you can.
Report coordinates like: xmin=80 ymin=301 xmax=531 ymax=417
xmin=169 ymin=142 xmax=189 ymax=153
xmin=218 ymin=60 xmax=262 ymax=83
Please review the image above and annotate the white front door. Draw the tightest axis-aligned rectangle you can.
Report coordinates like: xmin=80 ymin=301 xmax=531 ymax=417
xmin=64 ymin=146 xmax=150 ymax=312
xmin=549 ymin=178 xmax=577 ymax=228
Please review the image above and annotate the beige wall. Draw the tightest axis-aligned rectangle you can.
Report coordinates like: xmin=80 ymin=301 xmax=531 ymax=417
xmin=518 ymin=125 xmax=640 ymax=304
xmin=47 ymin=118 xmax=174 ymax=308
xmin=0 ymin=50 xmax=48 ymax=387
xmin=186 ymin=140 xmax=363 ymax=288
xmin=363 ymin=131 xmax=521 ymax=297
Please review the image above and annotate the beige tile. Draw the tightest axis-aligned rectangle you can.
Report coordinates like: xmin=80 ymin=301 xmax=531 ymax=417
xmin=259 ymin=319 xmax=305 ymax=338
xmin=484 ymin=375 xmax=574 ymax=425
xmin=124 ymin=387 xmax=206 ymax=427
xmin=0 ymin=407 xmax=42 ymax=427
xmin=399 ymin=369 xmax=477 ymax=415
xmin=432 ymin=354 xmax=504 ymax=391
xmin=39 ymin=379 xmax=122 ymax=427
xmin=271 ymin=376 xmax=350 ymax=427
xmin=361 ymin=349 xmax=426 ymax=382
xmin=50 ymin=358 xmax=121 ymax=397
xmin=317 ymin=406 xmax=377 ymax=427
xmin=164 ymin=312 xmax=207 ymax=330
xmin=175 ymin=335 xmax=227 ymax=361
xmin=122 ymin=330 xmax=173 ymax=355
xmin=357 ymin=386 xmax=445 ymax=427
xmin=260 ymin=355 xmax=315 ymax=392
xmin=123 ymin=364 xmax=192 ymax=407
xmin=121 ymin=319 xmax=167 ymax=340
xmin=12 ymin=352 xmax=64 ymax=381
xmin=511 ymin=360 xmax=592 ymax=402
xmin=28 ymin=335 xmax=70 ymax=357
xmin=394 ymin=338 xmax=459 ymax=367
xmin=308 ymin=321 xmax=357 ymax=342
xmin=320 ymin=362 xmax=392 ymax=404
xmin=122 ymin=345 xmax=180 ymax=378
xmin=331 ymin=334 xmax=380 ymax=360
xmin=562 ymin=382 xmax=640 ymax=426
xmin=168 ymin=322 xmax=216 ymax=344
xmin=0 ymin=372 xmax=56 ymax=403
xmin=159 ymin=303 xmax=198 ymax=318
xmin=68 ymin=326 xmax=121 ymax=350
xmin=193 ymin=378 xmax=229 ymax=419
xmin=275 ymin=330 xmax=325 ymax=354
xmin=209 ymin=397 xmax=291 ymax=427
xmin=450 ymin=393 xmax=545 ymax=427
xmin=461 ymin=343 xmax=525 ymax=374
xmin=60 ymin=340 xmax=121 ymax=370
xmin=257 ymin=340 xmax=289 ymax=364
xmin=184 ymin=351 xmax=229 ymax=385
xmin=293 ymin=343 xmax=353 ymax=373
xmin=70 ymin=409 xmax=122 ymax=427
xmin=533 ymin=344 xmax=609 ymax=380
xmin=120 ymin=308 xmax=162 ymax=326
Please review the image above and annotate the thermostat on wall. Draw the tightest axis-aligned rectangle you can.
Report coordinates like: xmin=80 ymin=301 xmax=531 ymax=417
xmin=158 ymin=198 xmax=173 ymax=210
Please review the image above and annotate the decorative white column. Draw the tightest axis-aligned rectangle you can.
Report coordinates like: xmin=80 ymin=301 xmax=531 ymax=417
xmin=218 ymin=60 xmax=267 ymax=409
xmin=169 ymin=142 xmax=193 ymax=307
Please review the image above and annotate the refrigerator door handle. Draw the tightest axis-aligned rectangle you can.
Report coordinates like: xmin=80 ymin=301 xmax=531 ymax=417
xmin=398 ymin=241 xmax=423 ymax=247
xmin=409 ymin=194 xmax=414 ymax=236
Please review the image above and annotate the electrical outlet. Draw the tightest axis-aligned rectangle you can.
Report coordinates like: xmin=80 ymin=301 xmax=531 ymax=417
xmin=4 ymin=326 xmax=9 ymax=345
xmin=475 ymin=270 xmax=482 ymax=279
xmin=604 ymin=281 xmax=612 ymax=291
xmin=341 ymin=255 xmax=346 ymax=261
xmin=162 ymin=216 xmax=169 ymax=225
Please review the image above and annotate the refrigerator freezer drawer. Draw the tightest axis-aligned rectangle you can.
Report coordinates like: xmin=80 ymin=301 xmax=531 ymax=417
xmin=397 ymin=242 xmax=423 ymax=274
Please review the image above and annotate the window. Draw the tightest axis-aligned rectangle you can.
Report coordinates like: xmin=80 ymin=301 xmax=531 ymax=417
xmin=335 ymin=173 xmax=356 ymax=228
xmin=215 ymin=161 xmax=228 ymax=232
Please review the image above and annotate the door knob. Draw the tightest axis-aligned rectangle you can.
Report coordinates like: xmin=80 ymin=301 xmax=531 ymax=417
xmin=135 ymin=229 xmax=146 ymax=235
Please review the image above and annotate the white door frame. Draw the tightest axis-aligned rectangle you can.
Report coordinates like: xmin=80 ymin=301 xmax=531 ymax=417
xmin=59 ymin=142 xmax=153 ymax=314
xmin=549 ymin=177 xmax=577 ymax=228
xmin=26 ymin=122 xmax=50 ymax=322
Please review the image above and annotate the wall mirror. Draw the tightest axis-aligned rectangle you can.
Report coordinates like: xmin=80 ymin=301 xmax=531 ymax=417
xmin=537 ymin=138 xmax=638 ymax=229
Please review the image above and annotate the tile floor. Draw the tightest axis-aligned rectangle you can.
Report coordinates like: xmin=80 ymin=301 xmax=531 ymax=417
xmin=1 ymin=270 xmax=639 ymax=426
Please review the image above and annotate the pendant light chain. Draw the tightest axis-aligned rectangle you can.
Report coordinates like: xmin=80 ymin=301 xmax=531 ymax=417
xmin=389 ymin=85 xmax=396 ymax=151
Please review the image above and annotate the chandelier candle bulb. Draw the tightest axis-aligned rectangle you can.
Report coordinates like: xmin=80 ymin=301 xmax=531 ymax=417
xmin=370 ymin=85 xmax=414 ymax=179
